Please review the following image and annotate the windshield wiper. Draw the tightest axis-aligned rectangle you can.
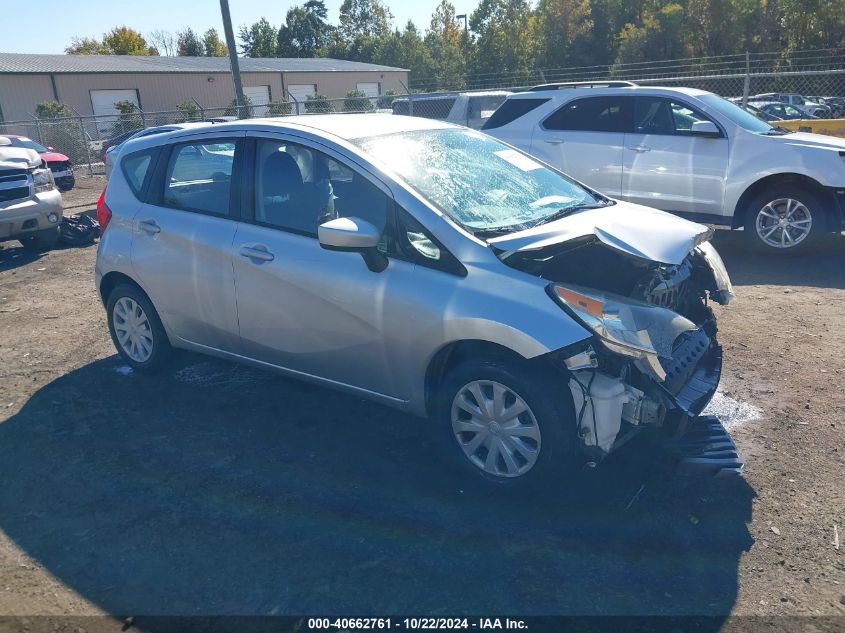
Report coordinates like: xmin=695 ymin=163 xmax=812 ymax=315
xmin=530 ymin=199 xmax=615 ymax=228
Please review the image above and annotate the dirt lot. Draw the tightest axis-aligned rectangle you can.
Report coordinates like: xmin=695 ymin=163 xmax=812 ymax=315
xmin=0 ymin=176 xmax=843 ymax=625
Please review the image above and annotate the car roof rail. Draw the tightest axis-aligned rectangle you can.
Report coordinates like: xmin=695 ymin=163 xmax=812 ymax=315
xmin=528 ymin=80 xmax=639 ymax=91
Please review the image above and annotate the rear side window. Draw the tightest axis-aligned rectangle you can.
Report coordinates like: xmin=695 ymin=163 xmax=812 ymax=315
xmin=482 ymin=98 xmax=550 ymax=130
xmin=121 ymin=149 xmax=157 ymax=199
xmin=162 ymin=140 xmax=236 ymax=215
xmin=543 ymin=96 xmax=628 ymax=132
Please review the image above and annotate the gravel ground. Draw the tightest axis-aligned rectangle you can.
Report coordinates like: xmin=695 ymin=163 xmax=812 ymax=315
xmin=0 ymin=177 xmax=843 ymax=625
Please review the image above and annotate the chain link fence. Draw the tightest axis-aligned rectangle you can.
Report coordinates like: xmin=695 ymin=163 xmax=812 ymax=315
xmin=2 ymin=48 xmax=844 ymax=180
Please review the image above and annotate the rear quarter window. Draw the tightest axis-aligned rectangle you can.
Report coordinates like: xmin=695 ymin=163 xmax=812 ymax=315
xmin=482 ymin=98 xmax=550 ymax=130
xmin=120 ymin=149 xmax=158 ymax=200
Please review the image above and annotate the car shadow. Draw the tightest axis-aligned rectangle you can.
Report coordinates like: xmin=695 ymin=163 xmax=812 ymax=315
xmin=0 ymin=242 xmax=44 ymax=272
xmin=711 ymin=229 xmax=845 ymax=289
xmin=0 ymin=355 xmax=755 ymax=621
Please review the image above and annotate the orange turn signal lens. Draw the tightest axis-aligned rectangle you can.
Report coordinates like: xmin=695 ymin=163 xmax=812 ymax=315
xmin=554 ymin=287 xmax=604 ymax=318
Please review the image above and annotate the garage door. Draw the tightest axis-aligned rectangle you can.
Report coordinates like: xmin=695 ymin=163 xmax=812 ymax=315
xmin=243 ymin=85 xmax=270 ymax=116
xmin=287 ymin=84 xmax=317 ymax=113
xmin=356 ymin=82 xmax=380 ymax=98
xmin=90 ymin=89 xmax=140 ymax=137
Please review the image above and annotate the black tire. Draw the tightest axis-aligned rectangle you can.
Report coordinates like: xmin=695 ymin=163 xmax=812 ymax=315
xmin=743 ymin=185 xmax=827 ymax=255
xmin=19 ymin=227 xmax=59 ymax=252
xmin=434 ymin=357 xmax=579 ymax=491
xmin=106 ymin=283 xmax=171 ymax=372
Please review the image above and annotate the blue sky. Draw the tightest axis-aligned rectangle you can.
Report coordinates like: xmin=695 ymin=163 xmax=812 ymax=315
xmin=1 ymin=0 xmax=476 ymax=55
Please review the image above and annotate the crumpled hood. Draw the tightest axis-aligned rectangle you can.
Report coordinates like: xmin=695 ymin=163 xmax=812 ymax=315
xmin=488 ymin=200 xmax=712 ymax=265
xmin=40 ymin=151 xmax=70 ymax=163
xmin=0 ymin=147 xmax=41 ymax=170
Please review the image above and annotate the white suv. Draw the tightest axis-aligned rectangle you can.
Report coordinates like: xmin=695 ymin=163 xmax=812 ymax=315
xmin=485 ymin=82 xmax=845 ymax=253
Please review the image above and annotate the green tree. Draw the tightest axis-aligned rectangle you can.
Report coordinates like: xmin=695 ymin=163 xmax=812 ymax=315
xmin=203 ymin=28 xmax=229 ymax=56
xmin=277 ymin=0 xmax=332 ymax=57
xmin=423 ymin=1 xmax=466 ymax=90
xmin=613 ymin=4 xmax=686 ymax=68
xmin=338 ymin=0 xmax=393 ymax=44
xmin=343 ymin=89 xmax=373 ymax=111
xmin=239 ymin=18 xmax=278 ymax=57
xmin=65 ymin=37 xmax=108 ymax=55
xmin=35 ymin=101 xmax=74 ymax=119
xmin=305 ymin=93 xmax=334 ymax=113
xmin=223 ymin=95 xmax=253 ymax=118
xmin=175 ymin=101 xmax=202 ymax=122
xmin=102 ymin=26 xmax=154 ymax=55
xmin=177 ymin=27 xmax=205 ymax=56
xmin=267 ymin=101 xmax=293 ymax=116
xmin=535 ymin=0 xmax=594 ymax=69
xmin=112 ymin=100 xmax=144 ymax=136
xmin=469 ymin=0 xmax=537 ymax=87
xmin=372 ymin=22 xmax=435 ymax=87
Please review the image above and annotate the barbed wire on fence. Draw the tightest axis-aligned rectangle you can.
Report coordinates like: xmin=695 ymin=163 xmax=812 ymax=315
xmin=2 ymin=47 xmax=844 ymax=178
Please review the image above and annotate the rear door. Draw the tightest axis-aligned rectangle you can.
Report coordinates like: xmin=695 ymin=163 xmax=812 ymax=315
xmin=130 ymin=131 xmax=243 ymax=352
xmin=529 ymin=95 xmax=628 ymax=196
xmin=622 ymin=96 xmax=729 ymax=217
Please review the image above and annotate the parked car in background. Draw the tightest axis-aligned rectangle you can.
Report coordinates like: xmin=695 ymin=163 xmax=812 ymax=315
xmin=95 ymin=114 xmax=739 ymax=488
xmin=392 ymin=91 xmax=512 ymax=129
xmin=485 ymin=82 xmax=845 ymax=253
xmin=104 ymin=124 xmax=197 ymax=179
xmin=0 ymin=138 xmax=63 ymax=251
xmin=750 ymin=93 xmax=829 ymax=118
xmin=806 ymin=96 xmax=845 ymax=118
xmin=737 ymin=102 xmax=782 ymax=122
xmin=747 ymin=100 xmax=819 ymax=121
xmin=0 ymin=135 xmax=75 ymax=191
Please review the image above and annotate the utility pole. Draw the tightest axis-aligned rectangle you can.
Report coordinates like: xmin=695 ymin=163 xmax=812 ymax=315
xmin=220 ymin=0 xmax=246 ymax=115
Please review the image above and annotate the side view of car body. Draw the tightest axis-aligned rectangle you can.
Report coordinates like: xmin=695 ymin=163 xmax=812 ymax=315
xmin=485 ymin=83 xmax=845 ymax=253
xmin=391 ymin=91 xmax=512 ymax=129
xmin=0 ymin=139 xmax=63 ymax=250
xmin=96 ymin=114 xmax=738 ymax=488
xmin=0 ymin=135 xmax=75 ymax=191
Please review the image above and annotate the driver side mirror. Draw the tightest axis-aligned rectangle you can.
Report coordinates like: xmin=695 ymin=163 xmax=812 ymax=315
xmin=689 ymin=121 xmax=721 ymax=137
xmin=47 ymin=146 xmax=54 ymax=151
xmin=318 ymin=216 xmax=387 ymax=272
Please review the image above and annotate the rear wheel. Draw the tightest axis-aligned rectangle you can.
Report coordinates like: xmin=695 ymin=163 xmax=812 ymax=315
xmin=19 ymin=227 xmax=59 ymax=252
xmin=436 ymin=358 xmax=578 ymax=491
xmin=744 ymin=185 xmax=825 ymax=254
xmin=106 ymin=284 xmax=171 ymax=372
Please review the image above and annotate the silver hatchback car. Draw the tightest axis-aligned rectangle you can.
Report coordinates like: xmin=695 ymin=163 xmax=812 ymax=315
xmin=96 ymin=114 xmax=737 ymax=488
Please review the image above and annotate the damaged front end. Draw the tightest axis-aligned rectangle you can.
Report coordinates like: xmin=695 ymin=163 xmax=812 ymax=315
xmin=495 ymin=223 xmax=734 ymax=465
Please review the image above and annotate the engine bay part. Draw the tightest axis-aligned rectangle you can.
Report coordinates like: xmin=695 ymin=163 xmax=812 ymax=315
xmin=569 ymin=370 xmax=667 ymax=457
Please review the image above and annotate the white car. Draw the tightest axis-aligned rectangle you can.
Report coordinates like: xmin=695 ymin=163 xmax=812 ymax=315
xmin=750 ymin=93 xmax=829 ymax=118
xmin=392 ymin=91 xmax=512 ymax=129
xmin=485 ymin=82 xmax=845 ymax=253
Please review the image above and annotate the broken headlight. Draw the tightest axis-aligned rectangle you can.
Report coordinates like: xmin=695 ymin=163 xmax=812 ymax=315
xmin=548 ymin=283 xmax=699 ymax=382
xmin=32 ymin=168 xmax=55 ymax=194
xmin=695 ymin=241 xmax=734 ymax=305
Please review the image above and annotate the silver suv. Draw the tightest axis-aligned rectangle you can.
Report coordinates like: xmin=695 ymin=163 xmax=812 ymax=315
xmin=0 ymin=139 xmax=63 ymax=251
xmin=96 ymin=115 xmax=737 ymax=488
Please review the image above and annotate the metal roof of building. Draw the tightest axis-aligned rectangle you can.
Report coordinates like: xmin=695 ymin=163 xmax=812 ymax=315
xmin=0 ymin=53 xmax=407 ymax=74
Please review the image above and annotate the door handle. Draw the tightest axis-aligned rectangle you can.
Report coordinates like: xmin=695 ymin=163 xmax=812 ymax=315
xmin=239 ymin=244 xmax=275 ymax=262
xmin=628 ymin=146 xmax=651 ymax=153
xmin=543 ymin=138 xmax=565 ymax=145
xmin=139 ymin=219 xmax=161 ymax=234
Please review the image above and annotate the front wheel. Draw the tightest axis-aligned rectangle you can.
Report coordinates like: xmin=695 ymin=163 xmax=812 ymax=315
xmin=744 ymin=185 xmax=825 ymax=254
xmin=436 ymin=358 xmax=579 ymax=490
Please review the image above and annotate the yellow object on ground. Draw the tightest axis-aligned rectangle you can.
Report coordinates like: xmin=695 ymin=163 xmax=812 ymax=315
xmin=776 ymin=119 xmax=845 ymax=137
